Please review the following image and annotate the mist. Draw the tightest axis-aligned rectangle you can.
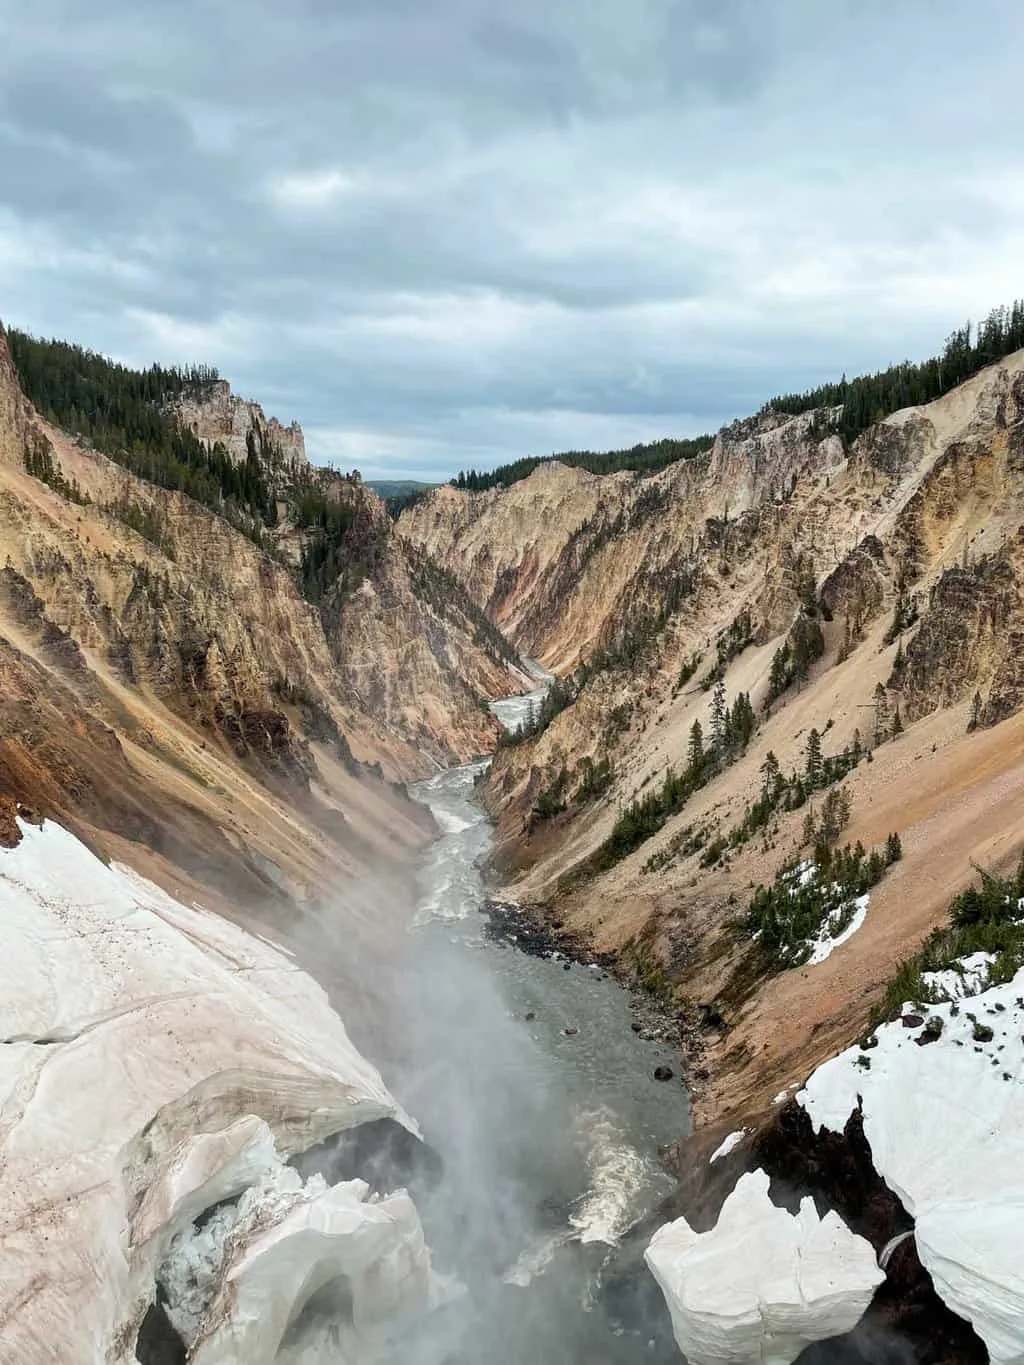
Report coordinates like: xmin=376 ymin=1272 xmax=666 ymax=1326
xmin=286 ymin=760 xmax=689 ymax=1364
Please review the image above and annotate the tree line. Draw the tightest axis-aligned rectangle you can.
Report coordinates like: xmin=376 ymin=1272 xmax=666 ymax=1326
xmin=8 ymin=330 xmax=276 ymax=538
xmin=590 ymin=680 xmax=756 ymax=871
xmin=764 ymin=301 xmax=1024 ymax=444
xmin=451 ymin=435 xmax=714 ymax=494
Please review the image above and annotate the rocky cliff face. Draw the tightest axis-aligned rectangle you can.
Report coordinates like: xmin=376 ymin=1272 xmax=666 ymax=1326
xmin=401 ymin=352 xmax=1024 ymax=1128
xmin=170 ymin=378 xmax=308 ymax=469
xmin=0 ymin=325 xmax=520 ymax=937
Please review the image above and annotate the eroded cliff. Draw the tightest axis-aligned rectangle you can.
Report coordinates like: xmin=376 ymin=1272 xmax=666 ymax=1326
xmin=0 ymin=323 xmax=522 ymax=943
xmin=400 ymin=353 xmax=1024 ymax=1128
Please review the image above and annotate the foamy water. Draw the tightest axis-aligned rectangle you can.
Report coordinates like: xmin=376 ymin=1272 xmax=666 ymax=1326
xmin=569 ymin=1109 xmax=654 ymax=1246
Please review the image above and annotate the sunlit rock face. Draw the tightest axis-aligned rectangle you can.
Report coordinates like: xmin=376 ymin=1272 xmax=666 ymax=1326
xmin=0 ymin=818 xmax=436 ymax=1364
xmin=645 ymin=1169 xmax=883 ymax=1365
xmin=799 ymin=969 xmax=1024 ymax=1365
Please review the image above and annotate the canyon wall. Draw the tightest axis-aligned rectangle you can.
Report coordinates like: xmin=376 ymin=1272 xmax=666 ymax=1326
xmin=400 ymin=354 xmax=1024 ymax=1126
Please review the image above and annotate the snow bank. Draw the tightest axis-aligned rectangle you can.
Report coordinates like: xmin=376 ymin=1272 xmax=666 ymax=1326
xmin=799 ymin=967 xmax=1024 ymax=1365
xmin=0 ymin=819 xmax=432 ymax=1363
xmin=806 ymin=892 xmax=870 ymax=965
xmin=172 ymin=1171 xmax=432 ymax=1364
xmin=646 ymin=1169 xmax=883 ymax=1365
xmin=921 ymin=949 xmax=994 ymax=1000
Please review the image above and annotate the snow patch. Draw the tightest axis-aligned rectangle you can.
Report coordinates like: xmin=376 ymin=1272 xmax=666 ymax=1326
xmin=921 ymin=950 xmax=995 ymax=1001
xmin=798 ymin=967 xmax=1024 ymax=1365
xmin=709 ymin=1129 xmax=747 ymax=1163
xmin=646 ymin=1169 xmax=883 ymax=1365
xmin=805 ymin=893 xmax=870 ymax=966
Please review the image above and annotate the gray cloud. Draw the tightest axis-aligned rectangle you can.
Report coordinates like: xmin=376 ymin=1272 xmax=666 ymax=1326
xmin=1 ymin=0 xmax=1023 ymax=480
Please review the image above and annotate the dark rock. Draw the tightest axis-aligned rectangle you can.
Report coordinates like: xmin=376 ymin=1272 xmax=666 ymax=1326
xmin=901 ymin=1014 xmax=924 ymax=1029
xmin=524 ymin=1011 xmax=536 ymax=1022
xmin=698 ymin=1002 xmax=727 ymax=1032
xmin=916 ymin=1017 xmax=944 ymax=1046
xmin=563 ymin=1026 xmax=578 ymax=1036
xmin=631 ymin=1021 xmax=643 ymax=1033
xmin=653 ymin=1065 xmax=674 ymax=1082
xmin=289 ymin=1116 xmax=442 ymax=1200
xmin=136 ymin=1301 xmax=186 ymax=1365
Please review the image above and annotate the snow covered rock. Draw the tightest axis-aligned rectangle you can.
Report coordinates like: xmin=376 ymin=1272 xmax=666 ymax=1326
xmin=646 ymin=1168 xmax=883 ymax=1365
xmin=798 ymin=967 xmax=1024 ymax=1365
xmin=0 ymin=818 xmax=434 ymax=1363
xmin=165 ymin=1170 xmax=432 ymax=1364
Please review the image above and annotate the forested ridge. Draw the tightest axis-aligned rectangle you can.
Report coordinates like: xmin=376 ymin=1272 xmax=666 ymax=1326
xmin=7 ymin=330 xmax=278 ymax=537
xmin=451 ymin=435 xmax=714 ymax=492
xmin=449 ymin=301 xmax=1024 ymax=495
xmin=764 ymin=301 xmax=1024 ymax=442
xmin=6 ymin=329 xmax=397 ymax=613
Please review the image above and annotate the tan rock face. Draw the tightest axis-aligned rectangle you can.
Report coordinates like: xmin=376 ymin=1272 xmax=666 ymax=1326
xmin=405 ymin=352 xmax=1024 ymax=1125
xmin=0 ymin=323 xmax=519 ymax=929
xmin=169 ymin=378 xmax=308 ymax=469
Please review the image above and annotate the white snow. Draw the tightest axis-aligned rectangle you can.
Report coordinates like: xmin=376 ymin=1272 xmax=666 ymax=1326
xmin=798 ymin=966 xmax=1024 ymax=1365
xmin=646 ymin=1169 xmax=884 ymax=1365
xmin=179 ymin=1175 xmax=433 ymax=1364
xmin=921 ymin=949 xmax=995 ymax=1000
xmin=0 ymin=818 xmax=434 ymax=1364
xmin=709 ymin=1129 xmax=747 ymax=1163
xmin=805 ymin=892 xmax=870 ymax=966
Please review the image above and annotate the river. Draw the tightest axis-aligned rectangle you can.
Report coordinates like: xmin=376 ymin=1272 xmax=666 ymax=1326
xmin=380 ymin=669 xmax=690 ymax=1364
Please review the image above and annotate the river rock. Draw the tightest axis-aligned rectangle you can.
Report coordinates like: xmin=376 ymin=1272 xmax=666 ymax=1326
xmin=653 ymin=1065 xmax=675 ymax=1082
xmin=563 ymin=1026 xmax=579 ymax=1036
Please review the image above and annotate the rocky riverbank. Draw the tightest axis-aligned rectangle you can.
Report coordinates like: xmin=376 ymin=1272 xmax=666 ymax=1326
xmin=482 ymin=898 xmax=701 ymax=1089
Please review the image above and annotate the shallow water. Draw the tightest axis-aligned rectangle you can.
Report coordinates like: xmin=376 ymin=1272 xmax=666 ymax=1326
xmin=381 ymin=736 xmax=689 ymax=1363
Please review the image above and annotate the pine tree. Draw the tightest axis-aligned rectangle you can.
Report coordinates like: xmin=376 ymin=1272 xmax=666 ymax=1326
xmin=805 ymin=727 xmax=823 ymax=788
xmin=803 ymin=807 xmax=817 ymax=846
xmin=768 ymin=645 xmax=789 ymax=701
xmin=710 ymin=679 xmax=727 ymax=753
xmin=687 ymin=719 xmax=705 ymax=773
xmin=760 ymin=750 xmax=781 ymax=799
xmin=885 ymin=831 xmax=903 ymax=863
xmin=891 ymin=704 xmax=903 ymax=738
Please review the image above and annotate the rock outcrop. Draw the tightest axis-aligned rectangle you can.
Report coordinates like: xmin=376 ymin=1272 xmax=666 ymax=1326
xmin=169 ymin=378 xmax=308 ymax=470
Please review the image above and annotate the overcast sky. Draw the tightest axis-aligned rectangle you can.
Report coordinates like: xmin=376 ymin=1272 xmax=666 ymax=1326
xmin=2 ymin=2 xmax=1023 ymax=481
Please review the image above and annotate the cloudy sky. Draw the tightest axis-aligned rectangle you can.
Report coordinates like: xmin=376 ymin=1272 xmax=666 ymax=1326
xmin=2 ymin=1 xmax=1023 ymax=481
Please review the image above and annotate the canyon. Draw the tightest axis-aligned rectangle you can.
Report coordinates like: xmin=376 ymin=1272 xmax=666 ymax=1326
xmin=399 ymin=354 xmax=1024 ymax=1126
xmin=2 ymin=316 xmax=1024 ymax=1363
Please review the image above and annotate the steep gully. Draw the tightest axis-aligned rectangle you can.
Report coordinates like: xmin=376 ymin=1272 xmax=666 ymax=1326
xmin=379 ymin=662 xmax=691 ymax=1364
